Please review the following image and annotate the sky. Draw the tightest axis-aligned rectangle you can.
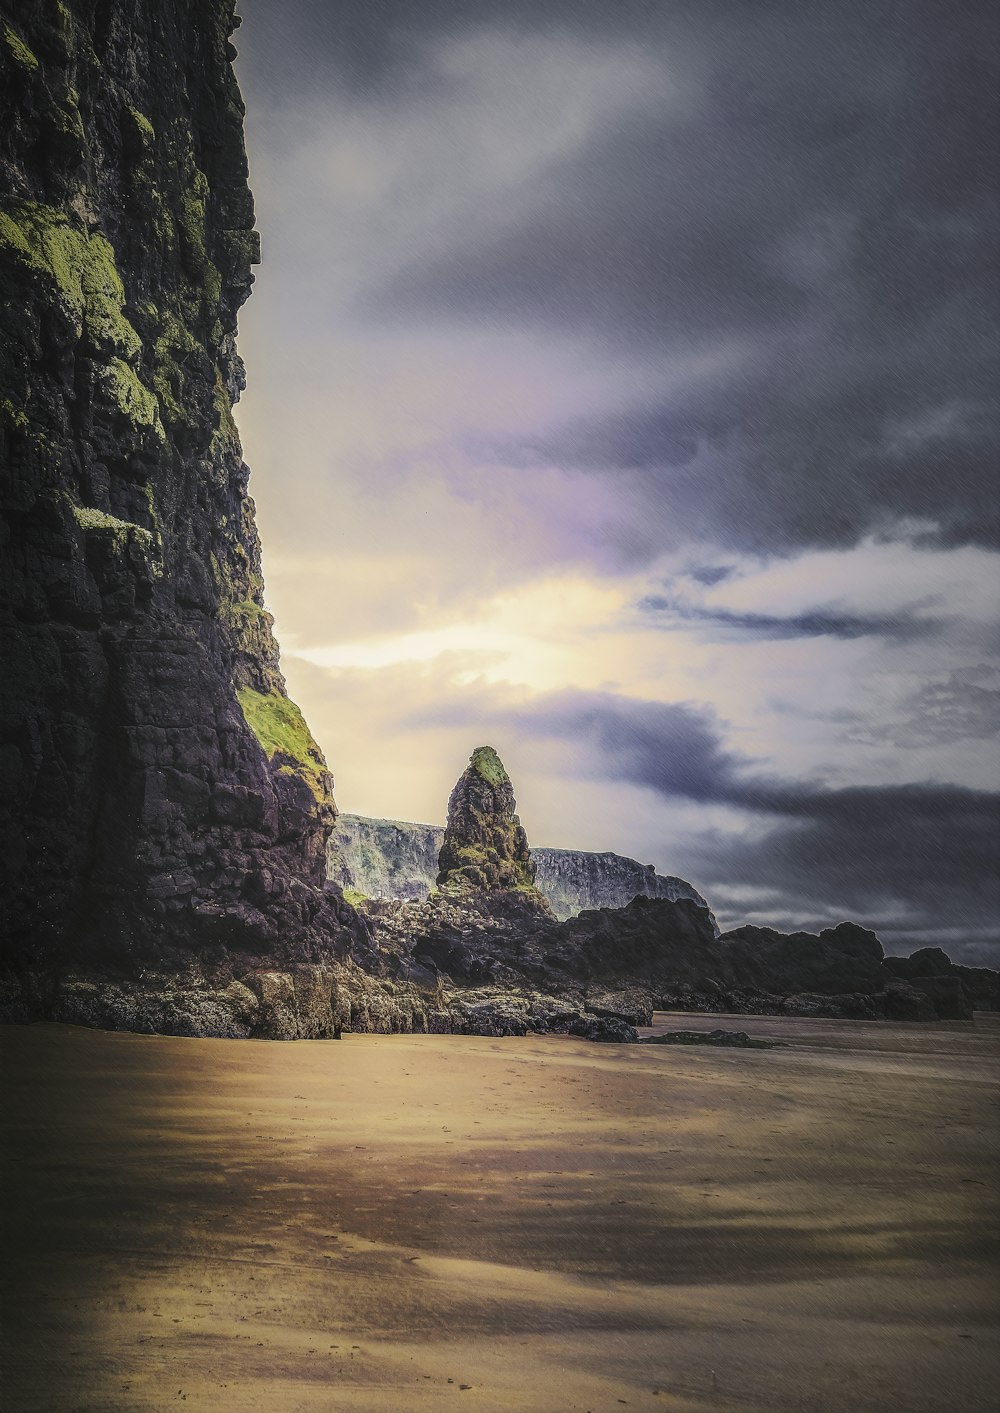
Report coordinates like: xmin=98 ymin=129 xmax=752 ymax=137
xmin=231 ymin=0 xmax=999 ymax=963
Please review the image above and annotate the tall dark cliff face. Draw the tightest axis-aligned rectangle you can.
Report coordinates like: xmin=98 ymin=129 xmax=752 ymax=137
xmin=0 ymin=1 xmax=356 ymax=979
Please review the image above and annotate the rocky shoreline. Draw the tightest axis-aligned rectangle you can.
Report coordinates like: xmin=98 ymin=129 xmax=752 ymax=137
xmin=7 ymin=744 xmax=993 ymax=1040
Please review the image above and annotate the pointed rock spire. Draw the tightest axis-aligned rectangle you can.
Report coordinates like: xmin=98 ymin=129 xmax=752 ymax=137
xmin=436 ymin=746 xmax=536 ymax=892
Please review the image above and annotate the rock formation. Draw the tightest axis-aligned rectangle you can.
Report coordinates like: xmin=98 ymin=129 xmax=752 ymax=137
xmin=350 ymin=751 xmax=990 ymax=1026
xmin=329 ymin=813 xmax=717 ymax=926
xmin=882 ymin=947 xmax=1000 ymax=1017
xmin=436 ymin=746 xmax=538 ymax=893
xmin=364 ymin=883 xmax=991 ymax=1024
xmin=641 ymin=1029 xmax=785 ymax=1049
xmin=0 ymin=0 xmax=367 ymax=1033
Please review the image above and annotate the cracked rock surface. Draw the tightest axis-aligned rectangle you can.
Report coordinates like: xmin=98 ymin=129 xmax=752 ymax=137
xmin=0 ymin=0 xmax=361 ymax=1030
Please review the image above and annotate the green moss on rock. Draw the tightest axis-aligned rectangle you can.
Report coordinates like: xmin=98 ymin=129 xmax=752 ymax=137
xmin=151 ymin=310 xmax=200 ymax=423
xmin=0 ymin=203 xmax=166 ymax=434
xmin=470 ymin=745 xmax=509 ymax=788
xmin=98 ymin=357 xmax=164 ymax=437
xmin=52 ymin=97 xmax=85 ymax=144
xmin=127 ymin=107 xmax=155 ymax=146
xmin=128 ymin=170 xmax=175 ymax=251
xmin=3 ymin=23 xmax=38 ymax=72
xmin=237 ymin=687 xmax=330 ymax=804
xmin=223 ymin=598 xmax=271 ymax=628
xmin=178 ymin=169 xmax=209 ymax=275
xmin=210 ymin=367 xmax=240 ymax=451
xmin=0 ymin=201 xmax=142 ymax=361
xmin=72 ymin=504 xmax=155 ymax=550
xmin=2 ymin=397 xmax=29 ymax=431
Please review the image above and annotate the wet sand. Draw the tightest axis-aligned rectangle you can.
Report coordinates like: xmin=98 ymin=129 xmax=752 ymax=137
xmin=2 ymin=1014 xmax=998 ymax=1411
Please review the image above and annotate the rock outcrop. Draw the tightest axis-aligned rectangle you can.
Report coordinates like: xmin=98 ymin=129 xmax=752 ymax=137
xmin=436 ymin=746 xmax=538 ymax=893
xmin=882 ymin=947 xmax=999 ymax=1017
xmin=363 ymin=886 xmax=989 ymax=1024
xmin=329 ymin=812 xmax=717 ymax=926
xmin=641 ymin=1029 xmax=785 ymax=1049
xmin=346 ymin=753 xmax=994 ymax=1028
xmin=0 ymin=0 xmax=359 ymax=1030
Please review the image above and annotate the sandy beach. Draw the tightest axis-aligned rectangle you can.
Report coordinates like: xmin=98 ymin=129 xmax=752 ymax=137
xmin=2 ymin=1013 xmax=997 ymax=1412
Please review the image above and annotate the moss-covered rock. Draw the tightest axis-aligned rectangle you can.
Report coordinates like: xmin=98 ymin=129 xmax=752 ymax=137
xmin=0 ymin=202 xmax=145 ymax=363
xmin=1 ymin=0 xmax=353 ymax=989
xmin=2 ymin=22 xmax=39 ymax=73
xmin=236 ymin=687 xmax=332 ymax=806
xmin=436 ymin=745 xmax=541 ymax=894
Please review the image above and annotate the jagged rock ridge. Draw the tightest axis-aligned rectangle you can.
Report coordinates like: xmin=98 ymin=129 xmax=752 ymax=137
xmin=329 ymin=813 xmax=717 ymax=926
xmin=0 ymin=0 xmax=363 ymax=1024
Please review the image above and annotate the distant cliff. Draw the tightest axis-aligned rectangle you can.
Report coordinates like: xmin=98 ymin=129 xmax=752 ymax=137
xmin=329 ymin=812 xmax=717 ymax=929
xmin=331 ymin=816 xmax=444 ymax=901
xmin=532 ymin=847 xmax=718 ymax=931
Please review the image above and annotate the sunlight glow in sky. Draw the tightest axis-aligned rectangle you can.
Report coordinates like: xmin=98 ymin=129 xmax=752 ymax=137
xmin=232 ymin=0 xmax=999 ymax=960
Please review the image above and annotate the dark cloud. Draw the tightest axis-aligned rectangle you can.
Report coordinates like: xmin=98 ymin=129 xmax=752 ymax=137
xmin=414 ymin=688 xmax=1000 ymax=963
xmin=689 ymin=784 xmax=1000 ymax=964
xmin=525 ymin=353 xmax=999 ymax=557
xmin=524 ymin=361 xmax=999 ymax=558
xmin=239 ymin=0 xmax=999 ymax=553
xmin=685 ymin=564 xmax=734 ymax=587
xmin=239 ymin=1 xmax=701 ymax=92
xmin=637 ymin=595 xmax=941 ymax=642
xmin=328 ymin=0 xmax=999 ymax=556
xmin=515 ymin=693 xmax=751 ymax=807
xmin=881 ymin=665 xmax=1000 ymax=748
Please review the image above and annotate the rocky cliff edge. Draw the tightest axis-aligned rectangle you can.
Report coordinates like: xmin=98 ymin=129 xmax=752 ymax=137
xmin=0 ymin=0 xmax=366 ymax=1032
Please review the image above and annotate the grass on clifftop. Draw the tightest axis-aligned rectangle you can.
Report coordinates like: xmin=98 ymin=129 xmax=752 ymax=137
xmin=236 ymin=687 xmax=329 ymax=804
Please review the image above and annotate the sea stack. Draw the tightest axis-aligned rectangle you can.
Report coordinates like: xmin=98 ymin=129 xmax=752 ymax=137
xmin=436 ymin=746 xmax=536 ymax=892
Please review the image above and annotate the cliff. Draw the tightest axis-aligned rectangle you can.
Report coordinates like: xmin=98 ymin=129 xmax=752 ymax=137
xmin=329 ymin=815 xmax=444 ymax=902
xmin=0 ymin=0 xmax=362 ymax=1021
xmin=532 ymin=847 xmax=718 ymax=930
xmin=330 ymin=813 xmax=717 ymax=926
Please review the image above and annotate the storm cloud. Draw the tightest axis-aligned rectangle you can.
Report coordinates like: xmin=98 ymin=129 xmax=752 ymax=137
xmin=351 ymin=0 xmax=999 ymax=557
xmin=637 ymin=595 xmax=941 ymax=642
